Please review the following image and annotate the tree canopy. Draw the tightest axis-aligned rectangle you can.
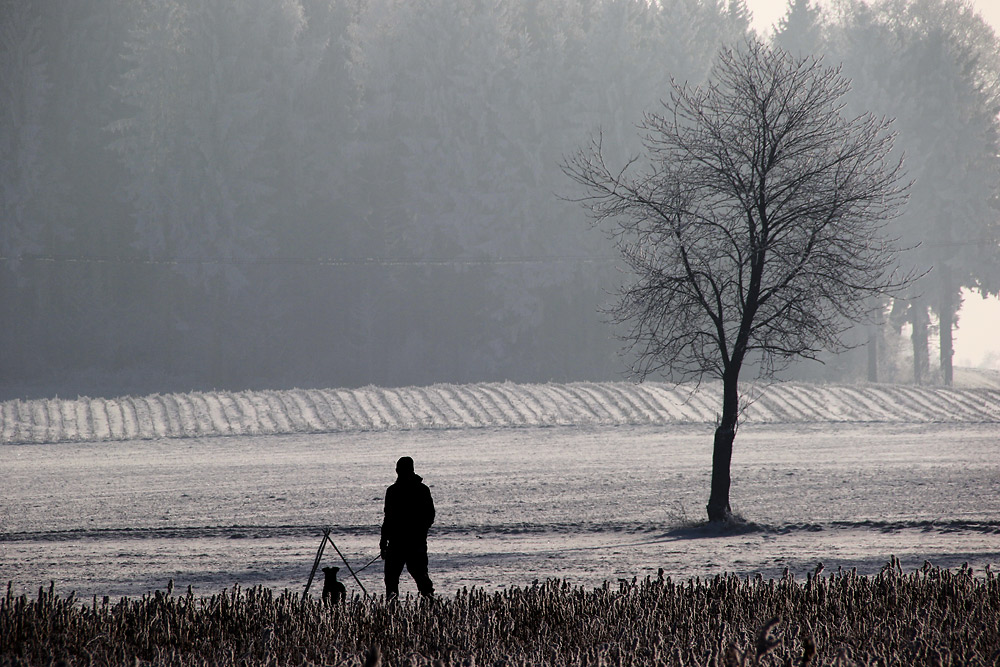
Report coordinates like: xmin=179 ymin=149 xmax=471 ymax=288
xmin=564 ymin=39 xmax=912 ymax=520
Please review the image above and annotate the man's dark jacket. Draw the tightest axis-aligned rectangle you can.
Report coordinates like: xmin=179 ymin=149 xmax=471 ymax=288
xmin=381 ymin=472 xmax=435 ymax=547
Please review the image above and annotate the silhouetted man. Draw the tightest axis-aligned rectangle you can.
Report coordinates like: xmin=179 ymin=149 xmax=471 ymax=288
xmin=380 ymin=456 xmax=435 ymax=599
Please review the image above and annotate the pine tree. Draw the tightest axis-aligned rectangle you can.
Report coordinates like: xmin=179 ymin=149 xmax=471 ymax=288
xmin=831 ymin=0 xmax=1000 ymax=384
xmin=773 ymin=0 xmax=822 ymax=55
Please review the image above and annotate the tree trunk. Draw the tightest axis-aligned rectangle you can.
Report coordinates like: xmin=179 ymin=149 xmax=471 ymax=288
xmin=911 ymin=300 xmax=929 ymax=385
xmin=707 ymin=369 xmax=739 ymax=522
xmin=867 ymin=324 xmax=879 ymax=382
xmin=939 ymin=304 xmax=954 ymax=386
xmin=937 ymin=265 xmax=956 ymax=387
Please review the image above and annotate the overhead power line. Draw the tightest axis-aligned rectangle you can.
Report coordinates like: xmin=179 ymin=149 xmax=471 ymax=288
xmin=0 ymin=254 xmax=618 ymax=267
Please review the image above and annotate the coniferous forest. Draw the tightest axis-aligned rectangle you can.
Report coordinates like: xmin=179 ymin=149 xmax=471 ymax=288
xmin=2 ymin=0 xmax=999 ymax=399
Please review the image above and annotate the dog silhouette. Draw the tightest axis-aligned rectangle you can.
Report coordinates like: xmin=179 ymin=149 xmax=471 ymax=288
xmin=322 ymin=566 xmax=347 ymax=604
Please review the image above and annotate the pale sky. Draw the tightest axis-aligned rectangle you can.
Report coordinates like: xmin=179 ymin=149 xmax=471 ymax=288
xmin=745 ymin=0 xmax=1000 ymax=36
xmin=746 ymin=0 xmax=1000 ymax=371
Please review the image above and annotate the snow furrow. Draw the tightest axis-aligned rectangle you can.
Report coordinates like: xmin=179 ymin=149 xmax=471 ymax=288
xmin=400 ymin=387 xmax=443 ymax=428
xmin=159 ymin=394 xmax=184 ymax=438
xmin=929 ymin=388 xmax=985 ymax=420
xmin=933 ymin=389 xmax=992 ymax=420
xmin=797 ymin=384 xmax=845 ymax=420
xmin=28 ymin=400 xmax=47 ymax=443
xmin=9 ymin=401 xmax=21 ymax=442
xmin=280 ymin=392 xmax=306 ymax=432
xmin=462 ymin=385 xmax=505 ymax=427
xmin=477 ymin=384 xmax=524 ymax=425
xmin=546 ymin=384 xmax=597 ymax=425
xmin=737 ymin=386 xmax=777 ymax=422
xmin=784 ymin=384 xmax=838 ymax=421
xmin=288 ymin=390 xmax=324 ymax=432
xmin=579 ymin=382 xmax=630 ymax=423
xmin=145 ymin=396 xmax=168 ymax=438
xmin=191 ymin=394 xmax=217 ymax=435
xmin=116 ymin=398 xmax=134 ymax=438
xmin=317 ymin=389 xmax=354 ymax=430
xmin=19 ymin=401 xmax=35 ymax=442
xmin=360 ymin=387 xmax=398 ymax=430
xmin=354 ymin=387 xmax=389 ymax=430
xmin=126 ymin=397 xmax=144 ymax=438
xmin=247 ymin=393 xmax=277 ymax=434
xmin=956 ymin=389 xmax=1000 ymax=420
xmin=11 ymin=401 xmax=28 ymax=442
xmin=74 ymin=399 xmax=91 ymax=441
xmin=102 ymin=399 xmax=119 ymax=438
xmin=171 ymin=394 xmax=199 ymax=438
xmin=482 ymin=385 xmax=523 ymax=426
xmin=214 ymin=393 xmax=243 ymax=435
xmin=45 ymin=400 xmax=63 ymax=442
xmin=198 ymin=394 xmax=229 ymax=435
xmin=920 ymin=388 xmax=975 ymax=420
xmin=230 ymin=393 xmax=258 ymax=435
xmin=89 ymin=398 xmax=110 ymax=440
xmin=750 ymin=388 xmax=798 ymax=423
xmin=522 ymin=384 xmax=565 ymax=425
xmin=821 ymin=386 xmax=882 ymax=422
xmin=302 ymin=390 xmax=337 ymax=431
xmin=540 ymin=384 xmax=588 ymax=426
xmin=380 ymin=388 xmax=421 ymax=429
xmin=913 ymin=387 xmax=967 ymax=421
xmin=680 ymin=385 xmax=721 ymax=422
xmin=378 ymin=387 xmax=413 ymax=429
xmin=106 ymin=400 xmax=126 ymax=439
xmin=438 ymin=384 xmax=480 ymax=427
xmin=855 ymin=388 xmax=919 ymax=422
xmin=543 ymin=384 xmax=589 ymax=425
xmin=492 ymin=383 xmax=542 ymax=424
xmin=594 ymin=382 xmax=647 ymax=424
xmin=612 ymin=384 xmax=661 ymax=424
xmin=268 ymin=392 xmax=295 ymax=432
xmin=885 ymin=387 xmax=947 ymax=422
xmin=640 ymin=385 xmax=699 ymax=422
xmin=0 ymin=401 xmax=14 ymax=442
xmin=455 ymin=384 xmax=492 ymax=426
xmin=530 ymin=384 xmax=569 ymax=426
xmin=966 ymin=389 xmax=1000 ymax=419
xmin=128 ymin=397 xmax=152 ymax=439
xmin=762 ymin=385 xmax=806 ymax=421
xmin=420 ymin=386 xmax=464 ymax=426
xmin=337 ymin=389 xmax=374 ymax=430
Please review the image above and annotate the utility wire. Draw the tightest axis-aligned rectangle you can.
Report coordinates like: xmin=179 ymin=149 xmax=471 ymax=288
xmin=0 ymin=254 xmax=619 ymax=267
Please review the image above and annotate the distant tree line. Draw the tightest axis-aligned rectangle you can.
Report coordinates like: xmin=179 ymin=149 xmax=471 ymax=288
xmin=1 ymin=0 xmax=998 ymax=398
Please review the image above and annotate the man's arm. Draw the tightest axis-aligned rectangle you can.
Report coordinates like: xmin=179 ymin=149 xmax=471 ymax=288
xmin=380 ymin=488 xmax=391 ymax=555
xmin=424 ymin=485 xmax=435 ymax=530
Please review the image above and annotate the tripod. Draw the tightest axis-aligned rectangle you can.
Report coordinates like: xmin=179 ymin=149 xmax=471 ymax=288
xmin=304 ymin=527 xmax=380 ymax=598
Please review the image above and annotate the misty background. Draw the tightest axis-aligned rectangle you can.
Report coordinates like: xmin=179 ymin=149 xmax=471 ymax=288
xmin=2 ymin=0 xmax=999 ymax=401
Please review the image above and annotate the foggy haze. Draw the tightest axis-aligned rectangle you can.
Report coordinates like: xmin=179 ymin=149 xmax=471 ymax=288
xmin=2 ymin=0 xmax=999 ymax=400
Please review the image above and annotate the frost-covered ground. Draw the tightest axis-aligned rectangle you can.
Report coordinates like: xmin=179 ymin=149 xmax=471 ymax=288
xmin=3 ymin=380 xmax=999 ymax=445
xmin=2 ymin=382 xmax=999 ymax=600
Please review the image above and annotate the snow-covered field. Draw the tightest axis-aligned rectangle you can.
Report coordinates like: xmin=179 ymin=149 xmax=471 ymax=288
xmin=2 ymin=380 xmax=999 ymax=444
xmin=2 ymin=381 xmax=999 ymax=601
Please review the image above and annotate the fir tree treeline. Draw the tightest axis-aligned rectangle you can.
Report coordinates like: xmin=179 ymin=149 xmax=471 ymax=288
xmin=1 ymin=0 xmax=997 ymax=398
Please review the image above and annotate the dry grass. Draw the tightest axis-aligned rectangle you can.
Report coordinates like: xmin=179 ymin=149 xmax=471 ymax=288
xmin=3 ymin=561 xmax=998 ymax=666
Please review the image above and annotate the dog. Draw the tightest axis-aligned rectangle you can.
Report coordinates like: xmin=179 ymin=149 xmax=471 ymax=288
xmin=322 ymin=566 xmax=347 ymax=604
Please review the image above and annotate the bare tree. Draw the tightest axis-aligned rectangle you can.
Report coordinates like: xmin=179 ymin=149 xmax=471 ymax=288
xmin=563 ymin=39 xmax=911 ymax=522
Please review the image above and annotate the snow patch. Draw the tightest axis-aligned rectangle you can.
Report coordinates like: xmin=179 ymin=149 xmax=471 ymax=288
xmin=1 ymin=381 xmax=998 ymax=445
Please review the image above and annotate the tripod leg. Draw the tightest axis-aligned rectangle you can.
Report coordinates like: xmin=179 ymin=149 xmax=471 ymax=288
xmin=304 ymin=528 xmax=330 ymax=594
xmin=327 ymin=534 xmax=370 ymax=598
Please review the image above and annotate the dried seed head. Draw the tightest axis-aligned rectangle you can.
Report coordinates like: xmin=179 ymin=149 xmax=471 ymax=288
xmin=756 ymin=617 xmax=781 ymax=657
